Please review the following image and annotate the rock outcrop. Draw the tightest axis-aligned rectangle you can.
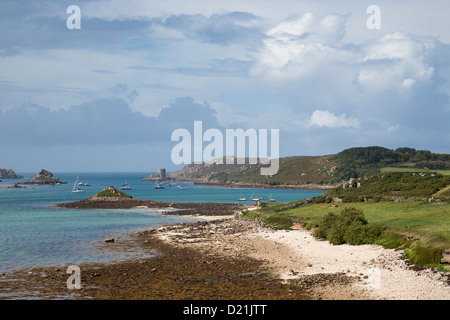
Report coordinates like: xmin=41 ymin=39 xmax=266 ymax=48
xmin=0 ymin=169 xmax=23 ymax=179
xmin=441 ymin=249 xmax=450 ymax=264
xmin=24 ymin=169 xmax=66 ymax=185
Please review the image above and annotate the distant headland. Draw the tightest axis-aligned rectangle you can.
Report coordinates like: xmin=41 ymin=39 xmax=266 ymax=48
xmin=162 ymin=147 xmax=450 ymax=190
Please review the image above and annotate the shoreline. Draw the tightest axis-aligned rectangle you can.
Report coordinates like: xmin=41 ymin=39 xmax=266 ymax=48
xmin=1 ymin=208 xmax=449 ymax=300
xmin=145 ymin=215 xmax=450 ymax=300
xmin=143 ymin=178 xmax=336 ymax=191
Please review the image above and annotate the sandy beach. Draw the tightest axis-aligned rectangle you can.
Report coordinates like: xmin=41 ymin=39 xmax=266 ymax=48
xmin=151 ymin=215 xmax=450 ymax=300
xmin=1 ymin=209 xmax=449 ymax=301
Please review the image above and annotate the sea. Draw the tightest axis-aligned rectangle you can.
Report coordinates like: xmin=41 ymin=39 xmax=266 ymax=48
xmin=0 ymin=172 xmax=325 ymax=273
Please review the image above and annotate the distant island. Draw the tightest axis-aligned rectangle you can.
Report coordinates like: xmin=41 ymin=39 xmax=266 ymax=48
xmin=21 ymin=169 xmax=67 ymax=185
xmin=165 ymin=147 xmax=450 ymax=190
xmin=0 ymin=168 xmax=23 ymax=179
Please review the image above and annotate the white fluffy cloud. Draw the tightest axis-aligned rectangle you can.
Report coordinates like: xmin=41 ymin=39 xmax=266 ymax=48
xmin=252 ymin=12 xmax=353 ymax=79
xmin=309 ymin=110 xmax=359 ymax=129
xmin=357 ymin=32 xmax=435 ymax=92
xmin=251 ymin=12 xmax=450 ymax=140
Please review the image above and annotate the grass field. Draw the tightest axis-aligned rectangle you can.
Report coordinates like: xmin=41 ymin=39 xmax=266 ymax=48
xmin=381 ymin=167 xmax=450 ymax=176
xmin=243 ymin=200 xmax=450 ymax=269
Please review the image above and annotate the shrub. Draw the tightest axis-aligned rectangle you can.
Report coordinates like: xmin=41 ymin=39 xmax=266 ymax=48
xmin=343 ymin=221 xmax=369 ymax=245
xmin=327 ymin=223 xmax=347 ymax=244
xmin=339 ymin=207 xmax=368 ymax=225
xmin=264 ymin=216 xmax=293 ymax=229
xmin=313 ymin=207 xmax=385 ymax=245
xmin=406 ymin=243 xmax=446 ymax=266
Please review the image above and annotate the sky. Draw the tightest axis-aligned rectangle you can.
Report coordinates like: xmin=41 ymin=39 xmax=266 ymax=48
xmin=1 ymin=0 xmax=450 ymax=173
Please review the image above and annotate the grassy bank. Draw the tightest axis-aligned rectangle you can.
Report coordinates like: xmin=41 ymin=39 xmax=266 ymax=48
xmin=381 ymin=167 xmax=450 ymax=176
xmin=242 ymin=200 xmax=450 ymax=271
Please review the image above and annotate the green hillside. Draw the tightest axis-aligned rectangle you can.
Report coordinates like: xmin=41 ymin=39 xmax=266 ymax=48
xmin=319 ymin=172 xmax=450 ymax=202
xmin=169 ymin=146 xmax=450 ymax=187
xmin=169 ymin=155 xmax=339 ymax=186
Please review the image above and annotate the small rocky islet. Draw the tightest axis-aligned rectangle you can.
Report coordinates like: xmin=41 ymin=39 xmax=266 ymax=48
xmin=21 ymin=169 xmax=67 ymax=185
xmin=56 ymin=186 xmax=247 ymax=216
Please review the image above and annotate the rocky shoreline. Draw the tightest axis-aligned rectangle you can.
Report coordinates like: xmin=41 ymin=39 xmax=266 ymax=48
xmin=0 ymin=219 xmax=313 ymax=300
xmin=191 ymin=181 xmax=336 ymax=191
xmin=1 ymin=214 xmax=450 ymax=301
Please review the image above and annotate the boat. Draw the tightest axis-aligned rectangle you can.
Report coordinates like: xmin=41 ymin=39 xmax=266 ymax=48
xmin=251 ymin=193 xmax=261 ymax=201
xmin=238 ymin=191 xmax=246 ymax=201
xmin=154 ymin=179 xmax=165 ymax=189
xmin=72 ymin=174 xmax=84 ymax=193
xmin=269 ymin=193 xmax=275 ymax=202
xmin=176 ymin=185 xmax=187 ymax=190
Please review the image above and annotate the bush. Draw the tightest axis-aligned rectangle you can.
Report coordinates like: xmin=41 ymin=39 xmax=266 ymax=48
xmin=313 ymin=207 xmax=385 ymax=245
xmin=406 ymin=243 xmax=446 ymax=266
xmin=264 ymin=216 xmax=293 ymax=229
xmin=339 ymin=207 xmax=368 ymax=225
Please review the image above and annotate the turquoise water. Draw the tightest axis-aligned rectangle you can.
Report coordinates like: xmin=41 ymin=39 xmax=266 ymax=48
xmin=0 ymin=172 xmax=325 ymax=272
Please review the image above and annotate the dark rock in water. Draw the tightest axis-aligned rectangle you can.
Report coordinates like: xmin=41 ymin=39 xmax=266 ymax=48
xmin=7 ymin=183 xmax=26 ymax=189
xmin=23 ymin=169 xmax=67 ymax=185
xmin=0 ymin=169 xmax=23 ymax=179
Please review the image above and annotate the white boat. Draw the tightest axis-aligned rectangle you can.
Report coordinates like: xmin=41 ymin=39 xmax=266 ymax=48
xmin=251 ymin=193 xmax=260 ymax=201
xmin=72 ymin=174 xmax=84 ymax=193
xmin=176 ymin=185 xmax=187 ymax=190
xmin=269 ymin=193 xmax=275 ymax=202
xmin=238 ymin=191 xmax=246 ymax=201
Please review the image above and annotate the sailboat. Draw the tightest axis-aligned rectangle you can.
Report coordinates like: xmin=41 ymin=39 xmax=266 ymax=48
xmin=251 ymin=193 xmax=260 ymax=201
xmin=72 ymin=174 xmax=84 ymax=193
xmin=238 ymin=191 xmax=246 ymax=201
xmin=269 ymin=193 xmax=275 ymax=202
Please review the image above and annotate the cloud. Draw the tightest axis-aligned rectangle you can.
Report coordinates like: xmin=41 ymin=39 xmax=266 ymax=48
xmin=251 ymin=12 xmax=450 ymax=136
xmin=266 ymin=12 xmax=349 ymax=45
xmin=130 ymin=57 xmax=252 ymax=77
xmin=251 ymin=12 xmax=353 ymax=80
xmin=357 ymin=32 xmax=436 ymax=93
xmin=0 ymin=97 xmax=222 ymax=147
xmin=309 ymin=110 xmax=359 ymax=129
xmin=157 ymin=12 xmax=265 ymax=46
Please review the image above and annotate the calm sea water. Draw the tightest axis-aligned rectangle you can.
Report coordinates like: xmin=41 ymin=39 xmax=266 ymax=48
xmin=0 ymin=172 xmax=325 ymax=273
